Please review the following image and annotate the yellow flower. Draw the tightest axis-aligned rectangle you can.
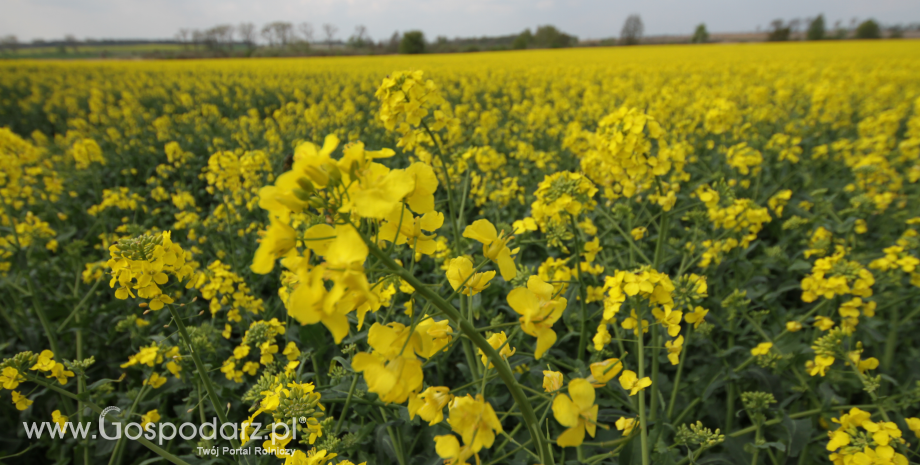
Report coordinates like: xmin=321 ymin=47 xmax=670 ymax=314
xmin=462 ymin=219 xmax=518 ymax=281
xmin=404 ymin=162 xmax=439 ymax=214
xmin=507 ymin=276 xmax=566 ymax=359
xmin=684 ymin=306 xmax=708 ymax=328
xmin=233 ymin=344 xmax=251 ymax=359
xmin=630 ymin=227 xmax=647 ymax=241
xmin=260 ymin=342 xmax=278 ymax=365
xmin=351 ymin=352 xmax=423 ymax=404
xmin=618 ymin=370 xmax=652 ymax=396
xmin=144 ymin=372 xmax=168 ymax=389
xmin=786 ymin=321 xmax=803 ymax=332
xmin=47 ymin=362 xmax=75 ymax=385
xmin=166 ymin=361 xmax=182 ymax=378
xmin=446 ymin=394 xmax=503 ymax=453
xmin=283 ymin=342 xmax=301 ymax=361
xmin=52 ymin=410 xmax=68 ymax=432
xmin=378 ymin=206 xmax=443 ymax=258
xmin=408 ymin=386 xmax=452 ymax=425
xmin=807 ymin=355 xmax=834 ymax=377
xmin=30 ymin=350 xmax=55 ymax=371
xmin=665 ymin=335 xmax=684 ymax=365
xmin=242 ymin=361 xmax=259 ymax=376
xmin=414 ymin=316 xmax=453 ymax=359
xmin=616 ymin=416 xmax=637 ymax=436
xmin=551 ymin=378 xmax=599 ymax=447
xmin=141 ymin=409 xmax=160 ymax=429
xmin=589 ymin=358 xmax=623 ymax=384
xmin=855 ymin=219 xmax=867 ymax=234
xmin=446 ymin=256 xmax=495 ymax=296
xmin=0 ymin=367 xmax=25 ymax=390
xmin=906 ymin=417 xmax=920 ymax=439
xmin=651 ymin=307 xmax=683 ymax=337
xmin=250 ymin=216 xmax=296 ymax=274
xmin=814 ymin=316 xmax=835 ymax=331
xmin=479 ymin=331 xmax=516 ymax=368
xmin=621 ymin=309 xmax=649 ymax=335
xmin=512 ymin=218 xmax=537 ymax=235
xmin=751 ymin=342 xmax=773 ymax=356
xmin=433 ymin=434 xmax=475 ymax=465
xmin=543 ymin=370 xmax=563 ymax=392
xmin=11 ymin=391 xmax=32 ymax=410
xmin=263 ymin=428 xmax=294 ymax=458
xmin=342 ymin=163 xmax=415 ymax=220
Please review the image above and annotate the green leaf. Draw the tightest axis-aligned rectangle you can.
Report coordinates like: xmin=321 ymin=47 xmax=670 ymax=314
xmin=782 ymin=415 xmax=813 ymax=457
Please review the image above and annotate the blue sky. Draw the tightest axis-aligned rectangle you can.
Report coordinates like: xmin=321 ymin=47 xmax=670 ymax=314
xmin=1 ymin=0 xmax=918 ymax=42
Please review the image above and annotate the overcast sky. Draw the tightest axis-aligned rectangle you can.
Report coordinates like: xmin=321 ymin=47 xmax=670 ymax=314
xmin=2 ymin=0 xmax=918 ymax=42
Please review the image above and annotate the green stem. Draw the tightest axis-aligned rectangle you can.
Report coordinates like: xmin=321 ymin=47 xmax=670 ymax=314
xmin=880 ymin=306 xmax=900 ymax=396
xmin=637 ymin=314 xmax=650 ymax=465
xmin=25 ymin=273 xmax=59 ymax=356
xmin=27 ymin=377 xmax=191 ymax=465
xmin=29 ymin=376 xmax=190 ymax=465
xmin=110 ymin=385 xmax=150 ymax=465
xmin=165 ymin=304 xmax=242 ymax=452
xmin=380 ymin=407 xmax=407 ymax=465
xmin=569 ymin=214 xmax=589 ymax=361
xmin=666 ymin=328 xmax=690 ymax=419
xmin=56 ymin=278 xmax=103 ymax=333
xmin=460 ymin=296 xmax=481 ymax=382
xmin=334 ymin=375 xmax=359 ymax=435
xmin=750 ymin=421 xmax=762 ymax=465
xmin=361 ymin=232 xmax=554 ymax=465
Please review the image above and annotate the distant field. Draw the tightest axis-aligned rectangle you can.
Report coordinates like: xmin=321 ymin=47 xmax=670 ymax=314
xmin=2 ymin=43 xmax=201 ymax=59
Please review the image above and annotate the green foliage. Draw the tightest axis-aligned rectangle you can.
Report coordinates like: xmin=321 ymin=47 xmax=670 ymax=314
xmin=768 ymin=20 xmax=791 ymax=41
xmin=807 ymin=15 xmax=826 ymax=40
xmin=692 ymin=24 xmax=709 ymax=43
xmin=512 ymin=29 xmax=533 ymax=50
xmin=532 ymin=25 xmax=577 ymax=48
xmin=399 ymin=30 xmax=426 ymax=54
xmin=621 ymin=14 xmax=644 ymax=45
xmin=856 ymin=19 xmax=881 ymax=39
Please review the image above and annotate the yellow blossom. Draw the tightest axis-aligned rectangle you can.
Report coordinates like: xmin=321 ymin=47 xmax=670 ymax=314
xmin=618 ymin=370 xmax=652 ymax=396
xmin=552 ymin=378 xmax=600 ymax=447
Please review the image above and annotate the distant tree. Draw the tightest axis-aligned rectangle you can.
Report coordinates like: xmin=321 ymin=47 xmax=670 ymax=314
xmin=691 ymin=24 xmax=709 ymax=43
xmin=261 ymin=24 xmax=276 ymax=46
xmin=533 ymin=25 xmax=576 ymax=48
xmin=206 ymin=25 xmax=234 ymax=50
xmin=620 ymin=15 xmax=644 ymax=45
xmin=788 ymin=18 xmax=802 ymax=37
xmin=889 ymin=25 xmax=904 ymax=39
xmin=767 ymin=19 xmax=791 ymax=41
xmin=832 ymin=20 xmax=847 ymax=39
xmin=192 ymin=29 xmax=205 ymax=49
xmin=386 ymin=31 xmax=401 ymax=53
xmin=512 ymin=28 xmax=533 ymax=49
xmin=348 ymin=25 xmax=369 ymax=48
xmin=323 ymin=23 xmax=338 ymax=49
xmin=238 ymin=23 xmax=256 ymax=49
xmin=261 ymin=22 xmax=294 ymax=47
xmin=807 ymin=15 xmax=825 ymax=40
xmin=856 ymin=19 xmax=881 ymax=39
xmin=176 ymin=28 xmax=191 ymax=49
xmin=64 ymin=34 xmax=79 ymax=52
xmin=298 ymin=22 xmax=314 ymax=43
xmin=399 ymin=30 xmax=425 ymax=54
xmin=0 ymin=35 xmax=19 ymax=53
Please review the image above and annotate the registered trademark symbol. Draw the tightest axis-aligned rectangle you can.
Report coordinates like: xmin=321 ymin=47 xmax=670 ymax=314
xmin=298 ymin=417 xmax=306 ymax=424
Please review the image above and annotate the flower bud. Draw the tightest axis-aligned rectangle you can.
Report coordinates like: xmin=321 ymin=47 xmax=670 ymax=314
xmin=296 ymin=177 xmax=315 ymax=194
